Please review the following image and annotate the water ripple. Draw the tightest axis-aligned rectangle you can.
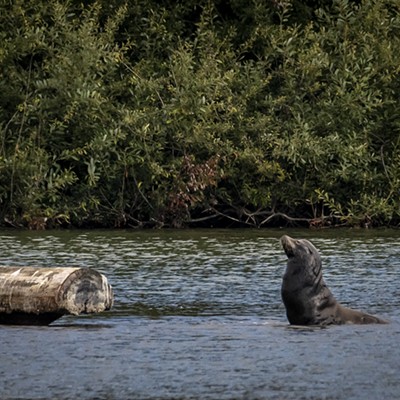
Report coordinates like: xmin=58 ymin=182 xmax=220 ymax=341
xmin=0 ymin=229 xmax=400 ymax=399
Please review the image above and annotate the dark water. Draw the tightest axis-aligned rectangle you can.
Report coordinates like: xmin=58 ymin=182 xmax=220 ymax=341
xmin=0 ymin=229 xmax=399 ymax=399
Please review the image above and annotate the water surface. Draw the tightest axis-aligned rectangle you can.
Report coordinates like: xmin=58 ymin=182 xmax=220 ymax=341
xmin=0 ymin=229 xmax=399 ymax=399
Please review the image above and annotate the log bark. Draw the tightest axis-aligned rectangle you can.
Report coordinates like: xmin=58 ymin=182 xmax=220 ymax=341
xmin=0 ymin=267 xmax=113 ymax=325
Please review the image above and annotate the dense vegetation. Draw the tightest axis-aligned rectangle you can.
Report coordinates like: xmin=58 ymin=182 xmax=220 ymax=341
xmin=1 ymin=0 xmax=400 ymax=229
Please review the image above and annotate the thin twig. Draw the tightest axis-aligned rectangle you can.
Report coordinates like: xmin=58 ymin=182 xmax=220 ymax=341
xmin=132 ymin=175 xmax=154 ymax=210
xmin=209 ymin=207 xmax=257 ymax=226
xmin=188 ymin=213 xmax=219 ymax=223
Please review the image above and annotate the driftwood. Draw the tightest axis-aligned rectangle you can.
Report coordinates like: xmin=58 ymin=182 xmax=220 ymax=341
xmin=0 ymin=267 xmax=113 ymax=325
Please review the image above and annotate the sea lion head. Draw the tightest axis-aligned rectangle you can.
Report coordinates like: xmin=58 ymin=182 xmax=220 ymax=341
xmin=280 ymin=235 xmax=334 ymax=325
xmin=280 ymin=235 xmax=321 ymax=273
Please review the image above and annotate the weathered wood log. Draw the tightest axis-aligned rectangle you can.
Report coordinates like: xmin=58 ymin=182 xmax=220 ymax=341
xmin=0 ymin=267 xmax=113 ymax=325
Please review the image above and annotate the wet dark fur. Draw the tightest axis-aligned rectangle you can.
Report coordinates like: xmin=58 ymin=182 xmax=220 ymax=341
xmin=280 ymin=235 xmax=387 ymax=326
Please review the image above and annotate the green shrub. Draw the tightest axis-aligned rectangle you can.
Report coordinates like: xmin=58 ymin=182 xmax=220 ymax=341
xmin=1 ymin=0 xmax=400 ymax=228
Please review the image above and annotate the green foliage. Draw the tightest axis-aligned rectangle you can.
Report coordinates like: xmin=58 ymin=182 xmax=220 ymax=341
xmin=0 ymin=0 xmax=400 ymax=228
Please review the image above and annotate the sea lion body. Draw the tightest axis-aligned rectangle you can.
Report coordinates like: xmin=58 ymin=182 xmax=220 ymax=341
xmin=280 ymin=235 xmax=387 ymax=326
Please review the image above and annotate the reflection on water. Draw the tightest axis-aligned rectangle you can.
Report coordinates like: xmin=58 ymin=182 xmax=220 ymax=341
xmin=0 ymin=228 xmax=399 ymax=399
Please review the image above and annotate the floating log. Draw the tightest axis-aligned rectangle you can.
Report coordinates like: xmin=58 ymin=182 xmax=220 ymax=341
xmin=0 ymin=267 xmax=113 ymax=325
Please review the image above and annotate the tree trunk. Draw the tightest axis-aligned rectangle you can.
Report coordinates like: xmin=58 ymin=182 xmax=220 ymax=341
xmin=0 ymin=267 xmax=113 ymax=325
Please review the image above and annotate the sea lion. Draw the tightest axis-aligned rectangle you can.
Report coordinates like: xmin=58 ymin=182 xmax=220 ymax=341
xmin=280 ymin=235 xmax=387 ymax=326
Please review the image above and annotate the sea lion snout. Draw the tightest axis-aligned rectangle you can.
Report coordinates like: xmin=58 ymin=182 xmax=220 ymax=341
xmin=280 ymin=235 xmax=296 ymax=257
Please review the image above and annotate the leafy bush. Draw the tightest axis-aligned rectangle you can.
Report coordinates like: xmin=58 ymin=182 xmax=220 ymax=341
xmin=1 ymin=0 xmax=400 ymax=228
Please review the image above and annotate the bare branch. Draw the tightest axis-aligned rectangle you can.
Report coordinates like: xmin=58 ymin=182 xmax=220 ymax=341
xmin=259 ymin=212 xmax=312 ymax=226
xmin=188 ymin=213 xmax=219 ymax=223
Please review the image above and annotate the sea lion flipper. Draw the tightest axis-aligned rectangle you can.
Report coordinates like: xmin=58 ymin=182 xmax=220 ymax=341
xmin=360 ymin=313 xmax=388 ymax=324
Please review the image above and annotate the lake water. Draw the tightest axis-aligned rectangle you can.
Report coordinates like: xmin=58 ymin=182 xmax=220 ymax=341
xmin=0 ymin=228 xmax=399 ymax=399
